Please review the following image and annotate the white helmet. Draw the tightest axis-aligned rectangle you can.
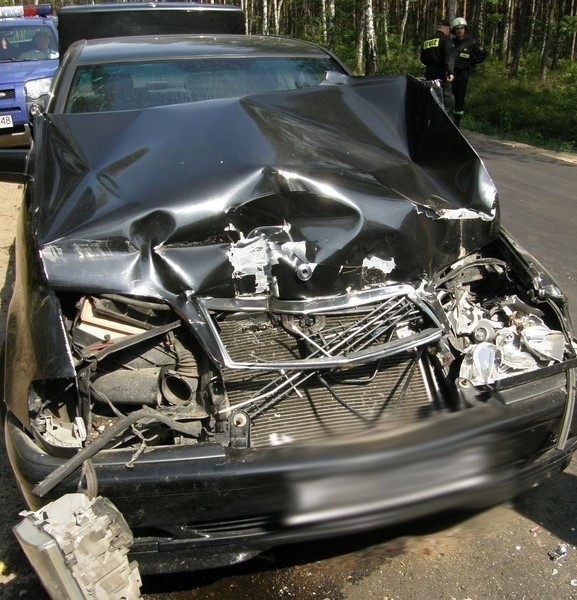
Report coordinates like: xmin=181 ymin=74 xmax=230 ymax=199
xmin=451 ymin=17 xmax=467 ymax=31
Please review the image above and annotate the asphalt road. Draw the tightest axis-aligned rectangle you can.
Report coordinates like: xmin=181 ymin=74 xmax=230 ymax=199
xmin=0 ymin=132 xmax=576 ymax=599
xmin=466 ymin=132 xmax=577 ymax=323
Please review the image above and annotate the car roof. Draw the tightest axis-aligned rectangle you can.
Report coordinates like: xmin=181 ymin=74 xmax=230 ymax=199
xmin=0 ymin=17 xmax=55 ymax=27
xmin=72 ymin=34 xmax=337 ymax=65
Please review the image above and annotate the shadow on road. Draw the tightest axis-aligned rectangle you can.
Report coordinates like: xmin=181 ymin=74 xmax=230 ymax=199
xmin=140 ymin=510 xmax=489 ymax=598
xmin=513 ymin=464 xmax=577 ymax=547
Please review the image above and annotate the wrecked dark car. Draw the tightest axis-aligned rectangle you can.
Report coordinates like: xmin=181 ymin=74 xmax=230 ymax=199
xmin=1 ymin=25 xmax=576 ymax=600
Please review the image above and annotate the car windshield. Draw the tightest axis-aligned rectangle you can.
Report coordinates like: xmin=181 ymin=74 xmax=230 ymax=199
xmin=65 ymin=57 xmax=344 ymax=112
xmin=0 ymin=25 xmax=58 ymax=61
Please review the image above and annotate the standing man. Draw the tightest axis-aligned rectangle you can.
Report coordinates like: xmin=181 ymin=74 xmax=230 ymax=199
xmin=420 ymin=18 xmax=454 ymax=112
xmin=451 ymin=17 xmax=486 ymax=126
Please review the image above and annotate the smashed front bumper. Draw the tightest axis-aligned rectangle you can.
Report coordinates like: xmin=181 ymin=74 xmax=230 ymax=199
xmin=6 ymin=367 xmax=576 ymax=574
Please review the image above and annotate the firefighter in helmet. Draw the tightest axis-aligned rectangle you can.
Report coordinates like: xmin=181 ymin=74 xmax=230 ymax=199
xmin=450 ymin=17 xmax=486 ymax=126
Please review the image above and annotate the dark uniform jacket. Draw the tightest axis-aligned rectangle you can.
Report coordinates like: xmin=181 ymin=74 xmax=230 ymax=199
xmin=453 ymin=35 xmax=486 ymax=72
xmin=420 ymin=30 xmax=454 ymax=80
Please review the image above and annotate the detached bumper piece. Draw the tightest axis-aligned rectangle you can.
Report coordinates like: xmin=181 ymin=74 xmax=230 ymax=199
xmin=14 ymin=493 xmax=142 ymax=600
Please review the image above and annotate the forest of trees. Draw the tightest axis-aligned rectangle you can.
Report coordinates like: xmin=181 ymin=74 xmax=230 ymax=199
xmin=39 ymin=0 xmax=577 ymax=76
xmin=222 ymin=0 xmax=577 ymax=79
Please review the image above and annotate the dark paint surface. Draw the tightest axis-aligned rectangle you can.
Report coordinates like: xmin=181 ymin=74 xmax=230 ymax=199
xmin=57 ymin=3 xmax=246 ymax=56
xmin=32 ymin=76 xmax=497 ymax=301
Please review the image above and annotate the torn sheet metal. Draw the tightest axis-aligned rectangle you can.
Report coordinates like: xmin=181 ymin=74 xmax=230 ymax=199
xmin=31 ymin=75 xmax=498 ymax=300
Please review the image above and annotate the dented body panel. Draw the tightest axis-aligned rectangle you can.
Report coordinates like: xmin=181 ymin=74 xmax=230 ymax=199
xmin=1 ymin=32 xmax=576 ymax=580
xmin=35 ymin=76 xmax=496 ymax=299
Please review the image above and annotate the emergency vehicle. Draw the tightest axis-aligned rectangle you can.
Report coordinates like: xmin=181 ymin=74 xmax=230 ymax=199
xmin=0 ymin=4 xmax=57 ymax=148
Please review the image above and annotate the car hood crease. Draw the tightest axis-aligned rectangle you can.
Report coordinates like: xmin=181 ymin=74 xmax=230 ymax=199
xmin=33 ymin=75 xmax=499 ymax=300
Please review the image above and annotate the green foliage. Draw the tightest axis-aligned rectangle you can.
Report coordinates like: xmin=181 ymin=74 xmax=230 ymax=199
xmin=376 ymin=36 xmax=422 ymax=77
xmin=463 ymin=57 xmax=577 ymax=153
xmin=332 ymin=29 xmax=358 ymax=72
xmin=560 ymin=14 xmax=577 ymax=36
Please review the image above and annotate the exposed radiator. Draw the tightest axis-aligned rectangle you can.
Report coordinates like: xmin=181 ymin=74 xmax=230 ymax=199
xmin=215 ymin=297 xmax=438 ymax=447
xmin=222 ymin=354 xmax=433 ymax=447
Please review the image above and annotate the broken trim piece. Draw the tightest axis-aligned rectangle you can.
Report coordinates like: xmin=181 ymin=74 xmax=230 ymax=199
xmin=14 ymin=493 xmax=142 ymax=599
xmin=187 ymin=286 xmax=443 ymax=370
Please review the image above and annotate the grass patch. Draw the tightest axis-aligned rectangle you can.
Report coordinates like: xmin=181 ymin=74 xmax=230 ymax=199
xmin=461 ymin=56 xmax=577 ymax=154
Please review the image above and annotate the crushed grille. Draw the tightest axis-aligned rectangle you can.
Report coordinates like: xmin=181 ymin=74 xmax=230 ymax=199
xmin=216 ymin=297 xmax=438 ymax=447
xmin=216 ymin=295 xmax=434 ymax=366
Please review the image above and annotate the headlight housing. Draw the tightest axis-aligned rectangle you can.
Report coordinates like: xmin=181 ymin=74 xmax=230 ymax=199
xmin=24 ymin=77 xmax=52 ymax=101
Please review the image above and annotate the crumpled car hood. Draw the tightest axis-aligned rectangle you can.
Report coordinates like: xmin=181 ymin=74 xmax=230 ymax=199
xmin=32 ymin=75 xmax=499 ymax=301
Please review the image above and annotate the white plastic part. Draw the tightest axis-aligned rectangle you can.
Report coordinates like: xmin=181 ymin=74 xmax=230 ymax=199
xmin=14 ymin=493 xmax=142 ymax=600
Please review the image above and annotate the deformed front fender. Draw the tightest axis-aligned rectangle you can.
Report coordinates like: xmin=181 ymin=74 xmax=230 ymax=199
xmin=4 ymin=184 xmax=76 ymax=428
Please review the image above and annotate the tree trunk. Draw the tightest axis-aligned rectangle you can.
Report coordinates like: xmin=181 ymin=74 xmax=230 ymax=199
xmin=447 ymin=0 xmax=456 ymax=23
xmin=473 ymin=0 xmax=485 ymax=47
xmin=499 ymin=0 xmax=511 ymax=62
xmin=508 ymin=0 xmax=530 ymax=78
xmin=540 ymin=0 xmax=556 ymax=81
xmin=551 ymin=0 xmax=564 ymax=70
xmin=262 ymin=0 xmax=269 ymax=34
xmin=321 ymin=0 xmax=328 ymax=44
xmin=364 ymin=0 xmax=379 ymax=75
xmin=399 ymin=0 xmax=410 ymax=44
xmin=271 ymin=0 xmax=280 ymax=34
xmin=570 ymin=0 xmax=577 ymax=60
xmin=327 ymin=0 xmax=336 ymax=49
xmin=356 ymin=0 xmax=365 ymax=74
xmin=380 ymin=0 xmax=390 ymax=58
xmin=241 ymin=0 xmax=251 ymax=35
xmin=528 ymin=0 xmax=537 ymax=46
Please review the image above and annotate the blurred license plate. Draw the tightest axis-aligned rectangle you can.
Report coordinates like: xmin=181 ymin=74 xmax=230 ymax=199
xmin=285 ymin=444 xmax=490 ymax=526
xmin=0 ymin=115 xmax=13 ymax=128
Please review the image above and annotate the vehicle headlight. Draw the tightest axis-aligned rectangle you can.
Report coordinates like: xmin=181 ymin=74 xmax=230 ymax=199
xmin=24 ymin=77 xmax=52 ymax=101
